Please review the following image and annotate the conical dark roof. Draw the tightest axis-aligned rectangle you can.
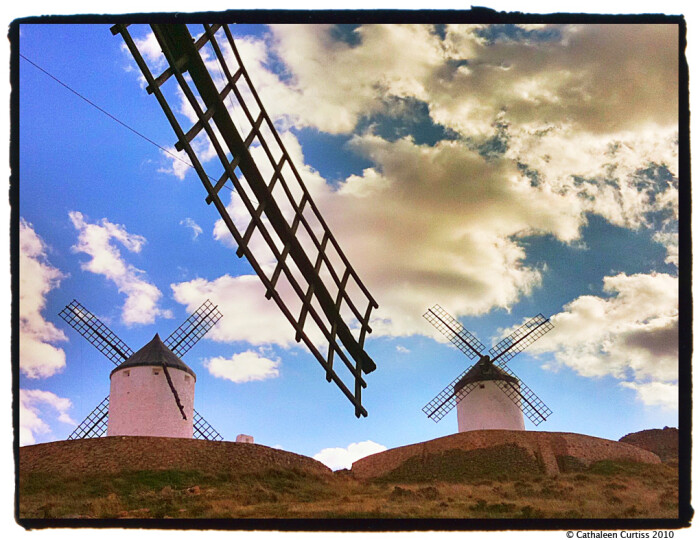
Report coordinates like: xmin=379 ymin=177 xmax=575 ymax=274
xmin=111 ymin=333 xmax=196 ymax=379
xmin=454 ymin=356 xmax=517 ymax=394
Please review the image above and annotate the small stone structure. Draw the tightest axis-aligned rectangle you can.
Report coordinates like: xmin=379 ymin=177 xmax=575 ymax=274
xmin=236 ymin=434 xmax=254 ymax=444
xmin=351 ymin=430 xmax=661 ymax=478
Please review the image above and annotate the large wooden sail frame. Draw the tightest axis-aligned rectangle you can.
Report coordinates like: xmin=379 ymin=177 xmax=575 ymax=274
xmin=112 ymin=24 xmax=378 ymax=417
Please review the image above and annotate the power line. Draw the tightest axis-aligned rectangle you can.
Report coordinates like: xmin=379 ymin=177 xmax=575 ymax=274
xmin=19 ymin=52 xmax=231 ymax=192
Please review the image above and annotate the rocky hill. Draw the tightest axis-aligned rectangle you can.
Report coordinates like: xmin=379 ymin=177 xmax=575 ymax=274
xmin=351 ymin=430 xmax=661 ymax=479
xmin=18 ymin=432 xmax=679 ymax=521
xmin=20 ymin=436 xmax=332 ymax=478
xmin=619 ymin=427 xmax=679 ymax=462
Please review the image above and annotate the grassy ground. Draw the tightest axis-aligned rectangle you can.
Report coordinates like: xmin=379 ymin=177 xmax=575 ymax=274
xmin=19 ymin=459 xmax=678 ymax=520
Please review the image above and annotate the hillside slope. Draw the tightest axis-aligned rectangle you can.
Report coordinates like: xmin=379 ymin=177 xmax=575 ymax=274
xmin=351 ymin=430 xmax=661 ymax=479
xmin=18 ymin=434 xmax=678 ymax=520
xmin=20 ymin=436 xmax=331 ymax=477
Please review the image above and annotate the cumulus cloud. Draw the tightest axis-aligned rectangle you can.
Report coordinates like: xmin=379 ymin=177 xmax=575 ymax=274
xmin=130 ymin=25 xmax=677 ymax=349
xmin=203 ymin=349 xmax=281 ymax=383
xmin=69 ymin=211 xmax=172 ymax=325
xmin=120 ymin=30 xmax=168 ymax=85
xmin=619 ymin=381 xmax=677 ymax=410
xmin=233 ymin=24 xmax=677 ymax=140
xmin=313 ymin=440 xmax=387 ymax=471
xmin=172 ymin=125 xmax=676 ymax=343
xmin=528 ymin=272 xmax=678 ymax=407
xmin=20 ymin=389 xmax=76 ymax=446
xmin=260 ymin=24 xmax=444 ymax=133
xmin=172 ymin=274 xmax=297 ymax=346
xmin=19 ymin=219 xmax=68 ymax=379
xmin=180 ymin=217 xmax=203 ymax=240
xmin=653 ymin=231 xmax=679 ymax=267
xmin=435 ymin=24 xmax=677 ymax=136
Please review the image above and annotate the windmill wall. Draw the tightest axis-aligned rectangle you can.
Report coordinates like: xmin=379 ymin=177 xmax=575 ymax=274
xmin=457 ymin=380 xmax=525 ymax=432
xmin=107 ymin=365 xmax=195 ymax=438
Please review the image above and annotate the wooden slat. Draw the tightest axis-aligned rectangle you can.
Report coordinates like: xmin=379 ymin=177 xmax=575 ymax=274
xmin=296 ymin=232 xmax=330 ymax=341
xmin=145 ymin=24 xmax=222 ymax=94
xmin=326 ymin=268 xmax=350 ymax=381
xmin=205 ymin=153 xmax=243 ymax=205
xmin=175 ymin=75 xmax=238 ymax=151
xmin=265 ymin=194 xmax=308 ymax=298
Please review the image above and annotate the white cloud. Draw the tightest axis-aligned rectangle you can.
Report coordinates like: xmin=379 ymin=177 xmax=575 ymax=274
xmin=229 ymin=24 xmax=677 ymax=142
xmin=203 ymin=349 xmax=280 ymax=383
xmin=396 ymin=345 xmax=410 ymax=354
xmin=435 ymin=25 xmax=677 ymax=137
xmin=158 ymin=145 xmax=193 ymax=180
xmin=261 ymin=24 xmax=444 ymax=134
xmin=147 ymin=25 xmax=678 ymax=346
xmin=528 ymin=272 xmax=678 ymax=408
xmin=120 ymin=30 xmax=168 ymax=82
xmin=653 ymin=231 xmax=679 ymax=267
xmin=20 ymin=389 xmax=76 ymax=446
xmin=313 ymin=440 xmax=387 ymax=471
xmin=69 ymin=211 xmax=172 ymax=326
xmin=180 ymin=217 xmax=203 ymax=240
xmin=173 ymin=126 xmax=677 ymax=343
xmin=172 ymin=274 xmax=297 ymax=347
xmin=19 ymin=219 xmax=67 ymax=379
xmin=619 ymin=381 xmax=677 ymax=410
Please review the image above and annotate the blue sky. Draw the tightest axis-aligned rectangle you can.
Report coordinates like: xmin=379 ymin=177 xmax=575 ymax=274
xmin=18 ymin=22 xmax=680 ymax=470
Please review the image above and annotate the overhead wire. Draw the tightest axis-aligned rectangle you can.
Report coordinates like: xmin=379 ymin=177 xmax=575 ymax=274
xmin=19 ymin=52 xmax=234 ymax=194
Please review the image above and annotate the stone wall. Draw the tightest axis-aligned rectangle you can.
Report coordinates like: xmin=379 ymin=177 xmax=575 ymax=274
xmin=351 ymin=430 xmax=661 ymax=479
xmin=19 ymin=436 xmax=332 ymax=478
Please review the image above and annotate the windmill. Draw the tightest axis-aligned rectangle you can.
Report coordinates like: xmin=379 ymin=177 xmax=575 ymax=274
xmin=60 ymin=298 xmax=224 ymax=441
xmin=111 ymin=23 xmax=379 ymax=418
xmin=422 ymin=305 xmax=553 ymax=432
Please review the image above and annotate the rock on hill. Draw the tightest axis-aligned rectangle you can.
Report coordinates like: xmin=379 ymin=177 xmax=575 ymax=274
xmin=619 ymin=427 xmax=679 ymax=462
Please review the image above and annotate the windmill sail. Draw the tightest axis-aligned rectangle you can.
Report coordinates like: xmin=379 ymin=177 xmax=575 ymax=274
xmin=113 ymin=23 xmax=378 ymax=417
xmin=424 ymin=305 xmax=486 ymax=361
xmin=422 ymin=366 xmax=480 ymax=422
xmin=164 ymin=299 xmax=223 ymax=358
xmin=161 ymin=364 xmax=187 ymax=420
xmin=59 ymin=300 xmax=133 ymax=366
xmin=494 ymin=361 xmax=553 ymax=425
xmin=67 ymin=396 xmax=110 ymax=439
xmin=193 ymin=410 xmax=224 ymax=441
xmin=489 ymin=314 xmax=553 ymax=366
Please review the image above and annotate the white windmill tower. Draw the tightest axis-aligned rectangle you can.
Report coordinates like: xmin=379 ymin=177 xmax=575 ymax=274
xmin=422 ymin=305 xmax=554 ymax=432
xmin=452 ymin=358 xmax=525 ymax=431
xmin=59 ymin=299 xmax=224 ymax=440
xmin=108 ymin=333 xmax=197 ymax=438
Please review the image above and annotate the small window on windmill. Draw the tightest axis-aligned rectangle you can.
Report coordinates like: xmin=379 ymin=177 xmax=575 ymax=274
xmin=185 ymin=375 xmax=190 ymax=382
xmin=479 ymin=384 xmax=485 ymax=389
xmin=153 ymin=368 xmax=160 ymax=376
xmin=123 ymin=370 xmax=130 ymax=377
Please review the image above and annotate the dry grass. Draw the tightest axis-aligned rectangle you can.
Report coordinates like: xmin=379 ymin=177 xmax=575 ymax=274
xmin=19 ymin=460 xmax=678 ymax=520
